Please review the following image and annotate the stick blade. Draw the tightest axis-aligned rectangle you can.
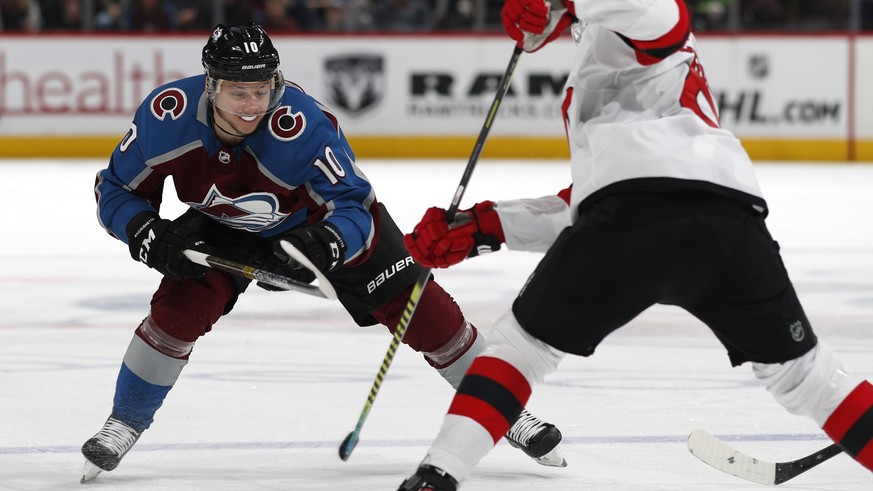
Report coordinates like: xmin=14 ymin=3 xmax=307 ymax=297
xmin=338 ymin=431 xmax=358 ymax=461
xmin=687 ymin=429 xmax=777 ymax=485
xmin=773 ymin=443 xmax=843 ymax=485
xmin=183 ymin=249 xmax=330 ymax=298
xmin=278 ymin=241 xmax=338 ymax=300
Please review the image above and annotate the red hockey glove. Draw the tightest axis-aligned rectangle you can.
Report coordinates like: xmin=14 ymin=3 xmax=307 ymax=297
xmin=404 ymin=201 xmax=506 ymax=268
xmin=502 ymin=0 xmax=575 ymax=53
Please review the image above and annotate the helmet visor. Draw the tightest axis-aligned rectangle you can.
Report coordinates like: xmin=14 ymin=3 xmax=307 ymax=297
xmin=208 ymin=73 xmax=284 ymax=119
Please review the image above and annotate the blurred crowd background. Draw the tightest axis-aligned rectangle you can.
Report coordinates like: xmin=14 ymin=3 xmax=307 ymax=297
xmin=0 ymin=0 xmax=867 ymax=34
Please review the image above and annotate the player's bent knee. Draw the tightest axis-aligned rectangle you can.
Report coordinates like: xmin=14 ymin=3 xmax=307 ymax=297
xmin=482 ymin=311 xmax=564 ymax=385
xmin=375 ymin=280 xmax=466 ymax=353
xmin=434 ymin=329 xmax=485 ymax=389
xmin=752 ymin=342 xmax=861 ymax=425
xmin=148 ymin=271 xmax=235 ymax=344
xmin=136 ymin=314 xmax=198 ymax=360
xmin=425 ymin=321 xmax=479 ymax=368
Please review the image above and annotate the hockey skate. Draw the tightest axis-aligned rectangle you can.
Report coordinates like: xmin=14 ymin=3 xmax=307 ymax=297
xmin=506 ymin=409 xmax=567 ymax=467
xmin=398 ymin=464 xmax=458 ymax=491
xmin=80 ymin=416 xmax=142 ymax=483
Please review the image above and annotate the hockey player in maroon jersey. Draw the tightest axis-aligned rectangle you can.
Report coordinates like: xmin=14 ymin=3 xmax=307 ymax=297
xmin=82 ymin=23 xmax=565 ymax=483
xmin=398 ymin=0 xmax=873 ymax=489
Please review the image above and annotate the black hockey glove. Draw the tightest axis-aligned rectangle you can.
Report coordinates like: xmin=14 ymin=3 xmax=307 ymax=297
xmin=126 ymin=211 xmax=211 ymax=281
xmin=273 ymin=222 xmax=346 ymax=273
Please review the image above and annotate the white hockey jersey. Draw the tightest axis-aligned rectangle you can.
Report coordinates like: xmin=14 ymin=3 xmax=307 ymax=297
xmin=496 ymin=0 xmax=766 ymax=253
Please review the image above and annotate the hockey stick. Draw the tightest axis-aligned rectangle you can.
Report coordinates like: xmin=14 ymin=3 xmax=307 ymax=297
xmin=338 ymin=45 xmax=524 ymax=461
xmin=687 ymin=429 xmax=843 ymax=485
xmin=277 ymin=239 xmax=338 ymax=300
xmin=183 ymin=247 xmax=337 ymax=300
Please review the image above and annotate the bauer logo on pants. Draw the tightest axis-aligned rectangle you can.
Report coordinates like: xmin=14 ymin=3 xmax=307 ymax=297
xmin=367 ymin=256 xmax=414 ymax=294
xmin=324 ymin=55 xmax=384 ymax=117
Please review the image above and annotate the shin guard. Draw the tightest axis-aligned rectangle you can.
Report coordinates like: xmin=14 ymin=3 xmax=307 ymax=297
xmin=432 ymin=323 xmax=484 ymax=389
xmin=112 ymin=318 xmax=192 ymax=431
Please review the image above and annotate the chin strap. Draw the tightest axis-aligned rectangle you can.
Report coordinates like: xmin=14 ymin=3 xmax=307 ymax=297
xmin=212 ymin=119 xmax=250 ymax=139
xmin=208 ymin=104 xmax=254 ymax=140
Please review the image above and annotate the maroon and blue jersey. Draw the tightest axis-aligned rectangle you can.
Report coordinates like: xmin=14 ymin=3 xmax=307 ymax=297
xmin=94 ymin=74 xmax=377 ymax=264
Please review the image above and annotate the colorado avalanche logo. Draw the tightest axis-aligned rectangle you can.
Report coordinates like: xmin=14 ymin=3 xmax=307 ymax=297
xmin=189 ymin=184 xmax=289 ymax=232
xmin=150 ymin=88 xmax=187 ymax=121
xmin=269 ymin=106 xmax=306 ymax=141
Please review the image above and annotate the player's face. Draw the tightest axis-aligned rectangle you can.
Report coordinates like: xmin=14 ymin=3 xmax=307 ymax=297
xmin=212 ymin=80 xmax=273 ymax=130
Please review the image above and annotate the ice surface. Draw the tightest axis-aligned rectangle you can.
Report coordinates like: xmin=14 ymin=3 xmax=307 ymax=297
xmin=1 ymin=159 xmax=871 ymax=490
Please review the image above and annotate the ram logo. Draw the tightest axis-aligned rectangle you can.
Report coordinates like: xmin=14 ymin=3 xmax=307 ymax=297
xmin=325 ymin=54 xmax=384 ymax=117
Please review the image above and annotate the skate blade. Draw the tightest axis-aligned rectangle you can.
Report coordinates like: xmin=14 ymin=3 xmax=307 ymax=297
xmin=81 ymin=461 xmax=103 ymax=483
xmin=533 ymin=446 xmax=568 ymax=468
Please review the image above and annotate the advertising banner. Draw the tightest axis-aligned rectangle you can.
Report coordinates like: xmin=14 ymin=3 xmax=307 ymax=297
xmin=0 ymin=36 xmax=568 ymax=137
xmin=697 ymin=36 xmax=848 ymax=138
xmin=0 ymin=34 xmax=865 ymax=160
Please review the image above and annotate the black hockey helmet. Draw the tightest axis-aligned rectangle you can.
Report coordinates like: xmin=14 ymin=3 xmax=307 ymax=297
xmin=203 ymin=23 xmax=281 ymax=82
xmin=202 ymin=23 xmax=285 ymax=115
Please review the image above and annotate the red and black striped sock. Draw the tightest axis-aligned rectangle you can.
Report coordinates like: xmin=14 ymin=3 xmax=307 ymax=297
xmin=447 ymin=356 xmax=531 ymax=443
xmin=823 ymin=380 xmax=873 ymax=470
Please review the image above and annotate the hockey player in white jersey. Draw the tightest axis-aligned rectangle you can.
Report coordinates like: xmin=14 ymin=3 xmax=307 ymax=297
xmin=398 ymin=0 xmax=873 ymax=489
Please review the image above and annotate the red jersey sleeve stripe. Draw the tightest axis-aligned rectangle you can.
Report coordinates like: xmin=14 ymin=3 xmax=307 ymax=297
xmin=557 ymin=186 xmax=572 ymax=205
xmin=630 ymin=0 xmax=690 ymax=50
xmin=619 ymin=0 xmax=690 ymax=65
